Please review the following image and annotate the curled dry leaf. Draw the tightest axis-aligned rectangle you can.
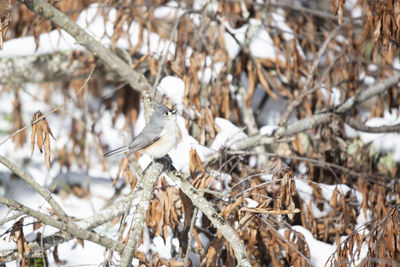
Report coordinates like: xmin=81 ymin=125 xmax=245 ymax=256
xmin=256 ymin=60 xmax=279 ymax=100
xmin=0 ymin=18 xmax=9 ymax=50
xmin=30 ymin=111 xmax=56 ymax=170
xmin=77 ymin=238 xmax=84 ymax=248
xmin=12 ymin=92 xmax=27 ymax=148
xmin=189 ymin=148 xmax=205 ymax=178
xmin=7 ymin=218 xmax=30 ymax=266
xmin=246 ymin=60 xmax=256 ymax=107
xmin=52 ymin=245 xmax=62 ymax=267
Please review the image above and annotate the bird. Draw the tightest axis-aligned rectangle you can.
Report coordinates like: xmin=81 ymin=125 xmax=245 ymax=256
xmin=104 ymin=103 xmax=178 ymax=159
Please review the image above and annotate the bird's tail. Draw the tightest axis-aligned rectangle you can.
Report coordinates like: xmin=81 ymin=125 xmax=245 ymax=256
xmin=104 ymin=145 xmax=130 ymax=158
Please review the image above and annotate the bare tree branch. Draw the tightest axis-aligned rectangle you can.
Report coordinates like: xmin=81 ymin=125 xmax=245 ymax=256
xmin=335 ymin=72 xmax=400 ymax=113
xmin=119 ymin=161 xmax=163 ymax=266
xmin=0 ymin=68 xmax=94 ymax=147
xmin=275 ymin=113 xmax=331 ymax=137
xmin=279 ymin=20 xmax=353 ymax=126
xmin=344 ymin=117 xmax=400 ymax=133
xmin=18 ymin=0 xmax=153 ymax=108
xmin=0 ymin=196 xmax=125 ymax=253
xmin=0 ymin=51 xmax=148 ymax=85
xmin=275 ymin=72 xmax=400 ymax=136
xmin=0 ymin=193 xmax=136 ymax=262
xmin=236 ymin=85 xmax=268 ymax=166
xmin=0 ymin=51 xmax=86 ymax=84
xmin=167 ymin=170 xmax=252 ymax=267
xmin=0 ymin=156 xmax=68 ymax=221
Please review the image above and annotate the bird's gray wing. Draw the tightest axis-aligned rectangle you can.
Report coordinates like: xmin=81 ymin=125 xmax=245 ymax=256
xmin=128 ymin=123 xmax=163 ymax=152
xmin=104 ymin=145 xmax=130 ymax=157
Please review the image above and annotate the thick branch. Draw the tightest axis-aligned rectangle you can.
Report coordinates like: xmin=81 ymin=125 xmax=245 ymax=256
xmin=0 ymin=52 xmax=85 ymax=84
xmin=119 ymin=162 xmax=163 ymax=267
xmin=205 ymin=72 xmax=400 ymax=164
xmin=336 ymin=72 xmax=400 ymax=113
xmin=274 ymin=113 xmax=331 ymax=137
xmin=0 ymin=51 xmax=148 ymax=84
xmin=275 ymin=72 xmax=400 ymax=136
xmin=0 ymin=193 xmax=135 ymax=262
xmin=0 ymin=156 xmax=68 ymax=221
xmin=167 ymin=170 xmax=252 ymax=267
xmin=0 ymin=197 xmax=125 ymax=255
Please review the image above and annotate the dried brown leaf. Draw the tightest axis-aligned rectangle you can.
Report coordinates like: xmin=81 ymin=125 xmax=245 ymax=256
xmin=112 ymin=157 xmax=127 ymax=187
xmin=71 ymin=185 xmax=89 ymax=199
xmin=256 ymin=61 xmax=279 ymax=100
xmin=332 ymin=0 xmax=338 ymax=14
xmin=205 ymin=107 xmax=217 ymax=139
xmin=189 ymin=148 xmax=205 ymax=177
xmin=33 ymin=221 xmax=42 ymax=231
xmin=147 ymin=198 xmax=163 ymax=236
xmin=373 ymin=18 xmax=382 ymax=43
xmin=329 ymin=187 xmax=338 ymax=207
xmin=77 ymin=238 xmax=84 ymax=248
xmin=221 ymin=196 xmax=243 ymax=219
xmin=338 ymin=0 xmax=343 ymax=24
xmin=44 ymin=128 xmax=51 ymax=170
xmin=395 ymin=1 xmax=400 ymax=30
xmin=246 ymin=60 xmax=256 ymax=107
xmin=11 ymin=94 xmax=26 ymax=148
xmin=36 ymin=119 xmax=44 ymax=153
xmin=52 ymin=245 xmax=61 ymax=267
xmin=149 ymin=55 xmax=157 ymax=76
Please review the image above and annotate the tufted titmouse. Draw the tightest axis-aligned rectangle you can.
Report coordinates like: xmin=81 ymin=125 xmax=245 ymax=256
xmin=104 ymin=103 xmax=178 ymax=159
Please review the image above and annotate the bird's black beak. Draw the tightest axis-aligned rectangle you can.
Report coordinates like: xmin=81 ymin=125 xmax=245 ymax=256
xmin=171 ymin=109 xmax=177 ymax=115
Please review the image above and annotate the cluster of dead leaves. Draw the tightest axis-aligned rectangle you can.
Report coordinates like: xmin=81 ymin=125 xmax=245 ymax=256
xmin=3 ymin=0 xmax=400 ymax=266
xmin=364 ymin=0 xmax=400 ymax=47
xmin=4 ymin=0 xmax=96 ymax=49
xmin=0 ymin=218 xmax=53 ymax=266
xmin=332 ymin=0 xmax=346 ymax=24
xmin=30 ymin=111 xmax=55 ymax=170
xmin=0 ymin=218 xmax=31 ymax=267
xmin=327 ymin=203 xmax=400 ymax=266
xmin=0 ymin=0 xmax=10 ymax=50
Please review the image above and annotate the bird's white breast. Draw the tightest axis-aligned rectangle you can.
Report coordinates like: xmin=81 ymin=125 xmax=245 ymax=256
xmin=141 ymin=119 xmax=178 ymax=159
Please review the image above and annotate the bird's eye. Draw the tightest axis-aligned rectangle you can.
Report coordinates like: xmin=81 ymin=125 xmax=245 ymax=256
xmin=165 ymin=111 xmax=170 ymax=116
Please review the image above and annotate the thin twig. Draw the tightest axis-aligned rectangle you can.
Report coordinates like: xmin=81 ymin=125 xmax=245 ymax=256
xmin=0 ymin=68 xmax=94 ymax=147
xmin=335 ymin=71 xmax=400 ymax=113
xmin=0 ymin=156 xmax=69 ymax=221
xmin=0 ymin=196 xmax=125 ymax=253
xmin=0 ymin=192 xmax=136 ymax=262
xmin=227 ymin=150 xmax=391 ymax=183
xmin=273 ymin=71 xmax=400 ymax=137
xmin=0 ymin=211 xmax=24 ymax=226
xmin=152 ymin=9 xmax=201 ymax=95
xmin=279 ymin=20 xmax=353 ymax=126
xmin=259 ymin=217 xmax=312 ymax=266
xmin=344 ymin=116 xmax=400 ymax=133
xmin=167 ymin=170 xmax=252 ymax=267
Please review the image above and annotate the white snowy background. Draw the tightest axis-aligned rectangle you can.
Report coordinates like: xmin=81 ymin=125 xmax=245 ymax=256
xmin=0 ymin=0 xmax=399 ymax=266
